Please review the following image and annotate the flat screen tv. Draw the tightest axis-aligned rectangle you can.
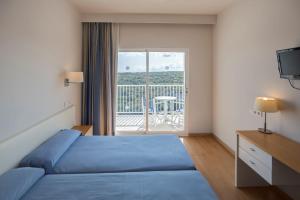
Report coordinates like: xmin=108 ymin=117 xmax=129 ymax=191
xmin=277 ymin=47 xmax=300 ymax=79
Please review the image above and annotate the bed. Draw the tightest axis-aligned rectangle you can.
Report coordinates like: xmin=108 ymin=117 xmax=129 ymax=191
xmin=19 ymin=130 xmax=196 ymax=174
xmin=0 ymin=167 xmax=218 ymax=200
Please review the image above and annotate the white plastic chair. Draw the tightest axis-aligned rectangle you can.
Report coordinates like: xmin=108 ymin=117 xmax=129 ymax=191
xmin=172 ymin=101 xmax=184 ymax=127
xmin=152 ymin=98 xmax=165 ymax=127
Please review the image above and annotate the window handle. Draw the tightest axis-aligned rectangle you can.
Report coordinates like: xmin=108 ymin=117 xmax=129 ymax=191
xmin=249 ymin=147 xmax=256 ymax=152
xmin=250 ymin=160 xmax=256 ymax=165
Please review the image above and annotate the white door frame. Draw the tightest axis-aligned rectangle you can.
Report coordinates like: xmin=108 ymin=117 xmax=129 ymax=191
xmin=116 ymin=48 xmax=189 ymax=136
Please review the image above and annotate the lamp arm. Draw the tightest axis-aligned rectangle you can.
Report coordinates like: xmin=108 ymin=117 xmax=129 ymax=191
xmin=64 ymin=79 xmax=69 ymax=87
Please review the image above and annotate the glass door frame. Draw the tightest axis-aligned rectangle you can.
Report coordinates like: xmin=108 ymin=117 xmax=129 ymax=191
xmin=116 ymin=48 xmax=189 ymax=136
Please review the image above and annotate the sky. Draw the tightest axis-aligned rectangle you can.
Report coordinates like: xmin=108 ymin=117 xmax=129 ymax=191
xmin=118 ymin=52 xmax=185 ymax=73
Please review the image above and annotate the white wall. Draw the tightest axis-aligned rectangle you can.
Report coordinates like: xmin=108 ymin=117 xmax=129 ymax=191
xmin=119 ymin=23 xmax=213 ymax=133
xmin=0 ymin=0 xmax=82 ymax=142
xmin=213 ymin=0 xmax=300 ymax=149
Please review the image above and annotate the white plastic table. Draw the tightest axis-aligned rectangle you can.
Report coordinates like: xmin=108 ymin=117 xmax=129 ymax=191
xmin=154 ymin=96 xmax=177 ymax=122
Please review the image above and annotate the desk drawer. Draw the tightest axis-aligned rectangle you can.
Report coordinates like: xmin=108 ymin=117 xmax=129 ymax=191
xmin=239 ymin=147 xmax=272 ymax=184
xmin=239 ymin=136 xmax=272 ymax=168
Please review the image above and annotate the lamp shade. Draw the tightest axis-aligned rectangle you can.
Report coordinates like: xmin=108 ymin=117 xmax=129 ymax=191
xmin=65 ymin=72 xmax=83 ymax=83
xmin=254 ymin=97 xmax=278 ymax=113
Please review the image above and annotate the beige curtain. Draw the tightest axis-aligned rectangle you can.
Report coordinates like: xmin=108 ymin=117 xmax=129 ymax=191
xmin=82 ymin=23 xmax=119 ymax=136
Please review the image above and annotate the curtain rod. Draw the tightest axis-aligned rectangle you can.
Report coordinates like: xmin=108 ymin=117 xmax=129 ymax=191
xmin=81 ymin=14 xmax=217 ymax=25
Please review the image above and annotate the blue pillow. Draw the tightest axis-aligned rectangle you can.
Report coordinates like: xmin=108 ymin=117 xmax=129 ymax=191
xmin=19 ymin=129 xmax=80 ymax=173
xmin=0 ymin=167 xmax=44 ymax=200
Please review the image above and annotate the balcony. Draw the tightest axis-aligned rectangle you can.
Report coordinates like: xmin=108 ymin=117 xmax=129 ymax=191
xmin=116 ymin=84 xmax=185 ymax=132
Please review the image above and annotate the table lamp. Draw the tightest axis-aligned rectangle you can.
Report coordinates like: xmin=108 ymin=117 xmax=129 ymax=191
xmin=254 ymin=97 xmax=279 ymax=134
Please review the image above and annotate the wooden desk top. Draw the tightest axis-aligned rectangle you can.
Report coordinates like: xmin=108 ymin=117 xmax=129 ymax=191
xmin=237 ymin=130 xmax=300 ymax=174
xmin=72 ymin=125 xmax=93 ymax=136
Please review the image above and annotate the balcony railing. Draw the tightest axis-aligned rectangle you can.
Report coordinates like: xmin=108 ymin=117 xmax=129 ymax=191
xmin=117 ymin=85 xmax=185 ymax=114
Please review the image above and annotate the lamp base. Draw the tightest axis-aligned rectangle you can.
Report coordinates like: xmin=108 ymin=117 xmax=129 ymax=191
xmin=258 ymin=128 xmax=273 ymax=134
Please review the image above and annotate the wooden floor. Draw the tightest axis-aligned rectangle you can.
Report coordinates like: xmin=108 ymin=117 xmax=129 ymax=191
xmin=181 ymin=135 xmax=292 ymax=200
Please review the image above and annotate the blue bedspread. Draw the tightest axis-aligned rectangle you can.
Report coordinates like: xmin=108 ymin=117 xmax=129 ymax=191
xmin=22 ymin=171 xmax=218 ymax=200
xmin=53 ymin=134 xmax=195 ymax=174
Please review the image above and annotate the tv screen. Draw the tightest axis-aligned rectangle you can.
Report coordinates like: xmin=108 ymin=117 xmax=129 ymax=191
xmin=277 ymin=47 xmax=300 ymax=79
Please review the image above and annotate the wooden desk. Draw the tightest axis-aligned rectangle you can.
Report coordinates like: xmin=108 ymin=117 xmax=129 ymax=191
xmin=236 ymin=130 xmax=300 ymax=188
xmin=238 ymin=130 xmax=300 ymax=173
xmin=72 ymin=125 xmax=93 ymax=136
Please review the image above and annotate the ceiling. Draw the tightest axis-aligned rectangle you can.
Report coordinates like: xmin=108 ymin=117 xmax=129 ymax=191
xmin=69 ymin=0 xmax=235 ymax=15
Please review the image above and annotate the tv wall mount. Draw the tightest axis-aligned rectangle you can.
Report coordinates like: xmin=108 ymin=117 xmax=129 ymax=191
xmin=288 ymin=79 xmax=300 ymax=90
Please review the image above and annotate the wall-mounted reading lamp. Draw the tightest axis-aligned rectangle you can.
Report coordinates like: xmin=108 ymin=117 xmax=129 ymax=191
xmin=64 ymin=72 xmax=84 ymax=87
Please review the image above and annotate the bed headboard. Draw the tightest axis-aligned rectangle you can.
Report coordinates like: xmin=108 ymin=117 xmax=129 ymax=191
xmin=0 ymin=105 xmax=75 ymax=175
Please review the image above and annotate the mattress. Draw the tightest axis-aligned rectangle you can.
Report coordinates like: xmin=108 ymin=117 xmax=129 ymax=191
xmin=20 ymin=131 xmax=196 ymax=174
xmin=53 ymin=134 xmax=196 ymax=173
xmin=22 ymin=170 xmax=218 ymax=200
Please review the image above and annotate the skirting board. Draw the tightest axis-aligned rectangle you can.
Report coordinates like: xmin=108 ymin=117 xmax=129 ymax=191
xmin=212 ymin=134 xmax=235 ymax=156
xmin=188 ymin=133 xmax=212 ymax=136
xmin=0 ymin=106 xmax=75 ymax=175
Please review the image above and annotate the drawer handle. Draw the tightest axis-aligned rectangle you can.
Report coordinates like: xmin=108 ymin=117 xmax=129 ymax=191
xmin=250 ymin=160 xmax=256 ymax=165
xmin=249 ymin=147 xmax=256 ymax=152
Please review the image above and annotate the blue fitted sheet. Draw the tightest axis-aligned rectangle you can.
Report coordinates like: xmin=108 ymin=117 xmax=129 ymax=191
xmin=22 ymin=171 xmax=218 ymax=200
xmin=52 ymin=134 xmax=195 ymax=174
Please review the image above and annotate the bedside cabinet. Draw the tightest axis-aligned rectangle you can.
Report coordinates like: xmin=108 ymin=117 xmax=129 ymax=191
xmin=72 ymin=125 xmax=93 ymax=136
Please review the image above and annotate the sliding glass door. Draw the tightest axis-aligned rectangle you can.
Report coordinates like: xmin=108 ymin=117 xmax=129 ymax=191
xmin=116 ymin=49 xmax=188 ymax=135
xmin=116 ymin=52 xmax=147 ymax=132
